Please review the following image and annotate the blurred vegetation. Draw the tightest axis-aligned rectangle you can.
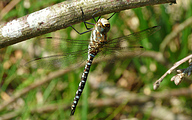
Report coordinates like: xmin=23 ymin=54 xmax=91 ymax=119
xmin=0 ymin=0 xmax=192 ymax=120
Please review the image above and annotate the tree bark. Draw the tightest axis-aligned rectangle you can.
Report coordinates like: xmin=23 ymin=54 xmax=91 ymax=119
xmin=0 ymin=0 xmax=176 ymax=48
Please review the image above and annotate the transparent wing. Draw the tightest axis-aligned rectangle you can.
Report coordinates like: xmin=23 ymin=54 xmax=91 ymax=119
xmin=24 ymin=48 xmax=88 ymax=70
xmin=107 ymin=26 xmax=161 ymax=50
xmin=100 ymin=26 xmax=161 ymax=57
xmin=44 ymin=37 xmax=90 ymax=45
xmin=24 ymin=36 xmax=91 ymax=69
xmin=36 ymin=37 xmax=90 ymax=53
xmin=25 ymin=26 xmax=160 ymax=69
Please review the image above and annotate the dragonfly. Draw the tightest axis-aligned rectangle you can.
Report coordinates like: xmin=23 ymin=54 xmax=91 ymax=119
xmin=26 ymin=7 xmax=161 ymax=116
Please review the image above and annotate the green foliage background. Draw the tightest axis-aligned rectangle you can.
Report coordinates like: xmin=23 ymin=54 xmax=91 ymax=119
xmin=0 ymin=0 xmax=192 ymax=120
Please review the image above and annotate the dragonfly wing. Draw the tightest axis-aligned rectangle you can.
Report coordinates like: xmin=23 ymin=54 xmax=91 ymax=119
xmin=36 ymin=37 xmax=90 ymax=53
xmin=24 ymin=48 xmax=88 ymax=70
xmin=100 ymin=26 xmax=161 ymax=57
xmin=107 ymin=26 xmax=161 ymax=47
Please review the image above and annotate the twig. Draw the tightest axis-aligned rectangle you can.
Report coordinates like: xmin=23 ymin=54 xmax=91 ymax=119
xmin=170 ymin=59 xmax=192 ymax=85
xmin=0 ymin=50 xmax=164 ymax=111
xmin=145 ymin=106 xmax=191 ymax=120
xmin=160 ymin=15 xmax=192 ymax=53
xmin=153 ymin=54 xmax=192 ymax=90
xmin=0 ymin=0 xmax=176 ymax=48
xmin=0 ymin=0 xmax=21 ymax=20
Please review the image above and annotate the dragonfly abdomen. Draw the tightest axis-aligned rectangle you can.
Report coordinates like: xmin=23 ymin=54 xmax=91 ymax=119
xmin=70 ymin=54 xmax=95 ymax=115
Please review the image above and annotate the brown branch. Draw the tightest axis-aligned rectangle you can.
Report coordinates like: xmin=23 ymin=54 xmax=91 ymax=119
xmin=160 ymin=15 xmax=192 ymax=53
xmin=0 ymin=50 xmax=165 ymax=111
xmin=145 ymin=106 xmax=191 ymax=120
xmin=0 ymin=0 xmax=176 ymax=49
xmin=0 ymin=0 xmax=21 ymax=20
xmin=153 ymin=54 xmax=192 ymax=90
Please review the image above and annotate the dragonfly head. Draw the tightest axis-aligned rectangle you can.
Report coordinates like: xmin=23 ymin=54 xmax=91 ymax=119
xmin=96 ymin=18 xmax=110 ymax=34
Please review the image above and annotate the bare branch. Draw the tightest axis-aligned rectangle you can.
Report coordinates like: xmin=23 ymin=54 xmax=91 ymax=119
xmin=153 ymin=54 xmax=192 ymax=90
xmin=0 ymin=0 xmax=176 ymax=49
xmin=160 ymin=15 xmax=192 ymax=52
xmin=0 ymin=0 xmax=21 ymax=20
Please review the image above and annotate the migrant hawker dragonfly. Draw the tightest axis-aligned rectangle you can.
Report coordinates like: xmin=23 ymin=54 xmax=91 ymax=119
xmin=26 ymin=7 xmax=161 ymax=115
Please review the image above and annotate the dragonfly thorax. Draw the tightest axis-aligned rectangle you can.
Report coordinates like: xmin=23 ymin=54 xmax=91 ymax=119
xmin=88 ymin=18 xmax=110 ymax=55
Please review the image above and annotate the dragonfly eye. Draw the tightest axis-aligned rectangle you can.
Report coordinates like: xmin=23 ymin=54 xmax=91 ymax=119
xmin=104 ymin=24 xmax=110 ymax=29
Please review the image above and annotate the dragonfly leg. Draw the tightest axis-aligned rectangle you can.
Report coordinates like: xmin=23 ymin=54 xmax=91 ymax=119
xmin=107 ymin=12 xmax=116 ymax=20
xmin=90 ymin=8 xmax=101 ymax=23
xmin=70 ymin=8 xmax=115 ymax=35
xmin=70 ymin=25 xmax=92 ymax=35
xmin=70 ymin=7 xmax=94 ymax=35
xmin=70 ymin=7 xmax=103 ymax=35
xmin=80 ymin=7 xmax=96 ymax=29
